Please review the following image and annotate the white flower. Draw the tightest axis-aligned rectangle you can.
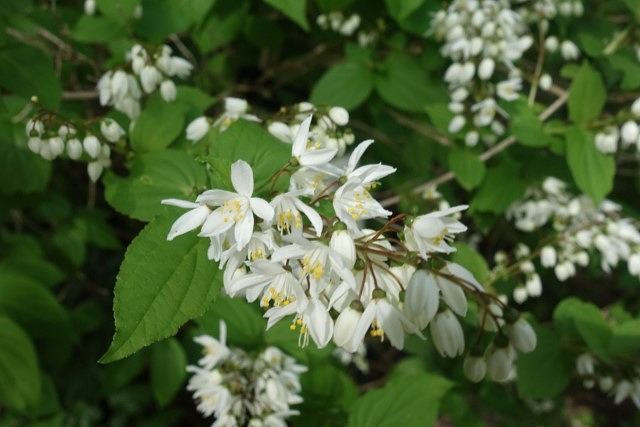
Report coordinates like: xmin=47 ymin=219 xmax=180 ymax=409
xmin=629 ymin=253 xmax=640 ymax=277
xmin=186 ymin=117 xmax=211 ymax=142
xmin=196 ymin=160 xmax=274 ymax=249
xmin=87 ymin=145 xmax=111 ymax=182
xmin=100 ymin=119 xmax=125 ymax=142
xmin=48 ymin=137 xmax=65 ymax=157
xmin=268 ymin=122 xmax=294 ymax=143
xmin=506 ymin=318 xmax=536 ymax=353
xmin=545 ymin=36 xmax=559 ymax=52
xmin=66 ymin=138 xmax=83 ymax=160
xmin=595 ymin=129 xmax=618 ymax=153
xmin=229 ymin=260 xmax=302 ymax=306
xmin=465 ymin=130 xmax=479 ymax=146
xmin=486 ymin=346 xmax=514 ymax=382
xmin=194 ymin=321 xmax=230 ymax=369
xmin=140 ymin=65 xmax=162 ymax=93
xmin=161 ymin=199 xmax=212 ymax=241
xmin=430 ymin=309 xmax=465 ymax=357
xmin=270 ymin=191 xmax=323 ymax=236
xmin=84 ymin=0 xmax=96 ymax=15
xmin=267 ymin=297 xmax=334 ymax=348
xmin=333 ymin=177 xmax=392 ymax=231
xmin=83 ymin=135 xmax=101 ymax=159
xmin=406 ymin=205 xmax=468 ymax=257
xmin=352 ymin=292 xmax=420 ymax=350
xmin=539 ymin=73 xmax=552 ymax=91
xmin=403 ymin=269 xmax=439 ymax=330
xmin=576 ymin=353 xmax=595 ymax=376
xmin=525 ymin=274 xmax=542 ymax=297
xmin=25 ymin=119 xmax=44 ymax=137
xmin=554 ymin=261 xmax=575 ymax=281
xmin=291 ymin=115 xmax=337 ymax=166
xmin=214 ymin=97 xmax=260 ymax=131
xmin=496 ymin=78 xmax=522 ymax=101
xmin=631 ymin=98 xmax=640 ymax=118
xmin=160 ymin=80 xmax=177 ymax=102
xmin=111 ymin=70 xmax=129 ymax=100
xmin=463 ymin=356 xmax=487 ymax=382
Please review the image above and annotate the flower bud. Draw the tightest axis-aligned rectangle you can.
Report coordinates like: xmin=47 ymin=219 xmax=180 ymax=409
xmin=506 ymin=318 xmax=537 ymax=353
xmin=27 ymin=137 xmax=42 ymax=154
xmin=268 ymin=122 xmax=292 ymax=143
xmin=525 ymin=274 xmax=542 ymax=297
xmin=486 ymin=345 xmax=513 ymax=382
xmin=621 ymin=121 xmax=639 ymax=144
xmin=632 ymin=98 xmax=640 ymax=118
xmin=513 ymin=286 xmax=527 ymax=304
xmin=560 ymin=40 xmax=580 ymax=60
xmin=554 ymin=261 xmax=575 ymax=281
xmin=539 ymin=73 xmax=552 ymax=91
xmin=629 ymin=253 xmax=640 ymax=277
xmin=464 ymin=131 xmax=479 ymax=147
xmin=333 ymin=305 xmax=362 ymax=351
xmin=25 ymin=119 xmax=44 ymax=137
xmin=478 ymin=58 xmax=495 ymax=80
xmin=544 ymin=36 xmax=559 ymax=52
xmin=160 ymin=80 xmax=177 ymax=102
xmin=111 ymin=70 xmax=129 ymax=99
xmin=448 ymin=115 xmax=466 ymax=133
xmin=140 ymin=65 xmax=161 ymax=93
xmin=576 ymin=353 xmax=595 ymax=375
xmin=463 ymin=355 xmax=487 ymax=382
xmin=430 ymin=310 xmax=465 ymax=358
xmin=186 ymin=117 xmax=211 ymax=142
xmin=403 ymin=270 xmax=439 ymax=329
xmin=48 ymin=136 xmax=65 ymax=157
xmin=87 ymin=161 xmax=104 ymax=182
xmin=328 ymin=107 xmax=349 ymax=126
xmin=540 ymin=245 xmax=557 ymax=267
xmin=84 ymin=0 xmax=96 ymax=15
xmin=100 ymin=119 xmax=125 ymax=143
xmin=66 ymin=138 xmax=83 ymax=160
xmin=330 ymin=229 xmax=356 ymax=269
xmin=83 ymin=135 xmax=101 ymax=159
xmin=169 ymin=57 xmax=193 ymax=78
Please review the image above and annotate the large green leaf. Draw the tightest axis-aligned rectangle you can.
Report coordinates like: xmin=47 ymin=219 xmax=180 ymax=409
xmin=150 ymin=337 xmax=187 ymax=406
xmin=568 ymin=62 xmax=606 ymax=124
xmin=517 ymin=325 xmax=572 ymax=398
xmin=130 ymin=102 xmax=185 ymax=152
xmin=348 ymin=372 xmax=452 ymax=427
xmin=0 ymin=46 xmax=62 ymax=109
xmin=565 ymin=126 xmax=614 ymax=202
xmin=100 ymin=215 xmax=221 ymax=362
xmin=96 ymin=0 xmax=140 ymax=22
xmin=310 ymin=62 xmax=374 ymax=110
xmin=448 ymin=147 xmax=486 ymax=190
xmin=553 ymin=297 xmax=611 ymax=360
xmin=375 ymin=52 xmax=447 ymax=113
xmin=208 ymin=120 xmax=291 ymax=193
xmin=264 ymin=0 xmax=309 ymax=30
xmin=0 ymin=316 xmax=41 ymax=411
xmin=0 ymin=273 xmax=75 ymax=365
xmin=104 ymin=150 xmax=208 ymax=222
xmin=607 ymin=319 xmax=640 ymax=360
xmin=71 ymin=16 xmax=125 ymax=44
xmin=471 ymin=160 xmax=526 ymax=214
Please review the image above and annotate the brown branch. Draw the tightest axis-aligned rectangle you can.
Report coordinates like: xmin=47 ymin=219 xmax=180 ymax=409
xmin=385 ymin=108 xmax=451 ymax=147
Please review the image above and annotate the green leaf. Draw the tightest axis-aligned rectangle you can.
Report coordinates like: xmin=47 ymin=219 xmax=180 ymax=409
xmin=71 ymin=16 xmax=125 ymax=44
xmin=197 ymin=297 xmax=265 ymax=348
xmin=510 ymin=102 xmax=551 ymax=147
xmin=565 ymin=126 xmax=614 ymax=202
xmin=0 ymin=273 xmax=75 ymax=365
xmin=264 ymin=0 xmax=309 ymax=30
xmin=385 ymin=0 xmax=424 ymax=21
xmin=623 ymin=0 xmax=640 ymax=21
xmin=568 ymin=62 xmax=606 ymax=124
xmin=131 ymin=102 xmax=185 ymax=152
xmin=209 ymin=120 xmax=291 ymax=193
xmin=193 ymin=0 xmax=248 ymax=53
xmin=0 ymin=120 xmax=51 ymax=195
xmin=517 ymin=325 xmax=572 ymax=398
xmin=448 ymin=147 xmax=486 ymax=190
xmin=553 ymin=297 xmax=611 ymax=359
xmin=608 ymin=50 xmax=640 ymax=90
xmin=0 ymin=46 xmax=62 ymax=109
xmin=135 ymin=0 xmax=213 ymax=41
xmin=104 ymin=150 xmax=207 ymax=221
xmin=96 ymin=0 xmax=140 ymax=22
xmin=471 ymin=160 xmax=526 ymax=214
xmin=150 ymin=337 xmax=187 ymax=406
xmin=0 ymin=316 xmax=41 ymax=411
xmin=608 ymin=319 xmax=640 ymax=359
xmin=348 ymin=371 xmax=452 ymax=427
xmin=375 ymin=52 xmax=447 ymax=113
xmin=310 ymin=62 xmax=374 ymax=110
xmin=100 ymin=214 xmax=221 ymax=362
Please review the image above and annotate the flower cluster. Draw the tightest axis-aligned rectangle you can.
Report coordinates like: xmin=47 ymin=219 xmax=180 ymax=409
xmin=430 ymin=0 xmax=533 ymax=146
xmin=188 ymin=321 xmax=306 ymax=426
xmin=593 ymin=98 xmax=640 ymax=154
xmin=575 ymin=353 xmax=640 ymax=409
xmin=25 ymin=115 xmax=124 ymax=182
xmin=507 ymin=177 xmax=640 ymax=289
xmin=97 ymin=44 xmax=193 ymax=119
xmin=492 ymin=243 xmax=542 ymax=304
xmin=164 ymin=114 xmax=536 ymax=378
xmin=316 ymin=12 xmax=361 ymax=36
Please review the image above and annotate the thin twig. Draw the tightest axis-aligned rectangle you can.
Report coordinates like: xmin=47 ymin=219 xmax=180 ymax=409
xmin=385 ymin=109 xmax=451 ymax=146
xmin=63 ymin=90 xmax=99 ymax=100
xmin=378 ymin=90 xmax=569 ymax=208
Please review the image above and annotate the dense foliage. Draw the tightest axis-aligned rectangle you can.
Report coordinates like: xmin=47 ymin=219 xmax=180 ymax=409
xmin=1 ymin=0 xmax=640 ymax=426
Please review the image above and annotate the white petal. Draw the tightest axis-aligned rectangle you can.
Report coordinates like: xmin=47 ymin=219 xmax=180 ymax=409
xmin=446 ymin=262 xmax=483 ymax=290
xmin=347 ymin=139 xmax=374 ymax=173
xmin=198 ymin=208 xmax=234 ymax=237
xmin=293 ymin=198 xmax=323 ymax=236
xmin=196 ymin=190 xmax=238 ymax=205
xmin=234 ymin=211 xmax=254 ymax=249
xmin=167 ymin=206 xmax=210 ymax=240
xmin=437 ymin=275 xmax=468 ymax=317
xmin=161 ymin=198 xmax=199 ymax=209
xmin=300 ymin=148 xmax=337 ymax=166
xmin=250 ymin=197 xmax=275 ymax=222
xmin=292 ymin=115 xmax=313 ymax=157
xmin=231 ymin=160 xmax=254 ymax=197
xmin=271 ymin=244 xmax=306 ymax=262
xmin=378 ymin=302 xmax=405 ymax=349
xmin=350 ymin=302 xmax=376 ymax=352
xmin=351 ymin=164 xmax=396 ymax=184
xmin=305 ymin=300 xmax=333 ymax=348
